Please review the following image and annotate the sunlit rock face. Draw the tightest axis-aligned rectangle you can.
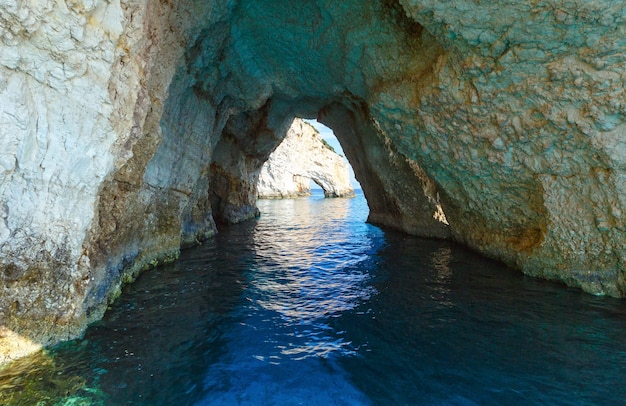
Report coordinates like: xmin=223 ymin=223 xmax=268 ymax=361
xmin=1 ymin=0 xmax=626 ymax=362
xmin=0 ymin=0 xmax=236 ymax=360
xmin=393 ymin=0 xmax=626 ymax=296
xmin=257 ymin=119 xmax=355 ymax=199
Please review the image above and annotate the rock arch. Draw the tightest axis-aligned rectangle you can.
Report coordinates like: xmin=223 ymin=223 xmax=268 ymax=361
xmin=257 ymin=118 xmax=355 ymax=199
xmin=1 ymin=0 xmax=626 ymax=362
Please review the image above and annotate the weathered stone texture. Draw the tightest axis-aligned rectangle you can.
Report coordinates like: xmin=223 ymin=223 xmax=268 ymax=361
xmin=1 ymin=0 xmax=626 ymax=363
xmin=257 ymin=119 xmax=355 ymax=199
xmin=0 ymin=0 xmax=234 ymax=360
xmin=1 ymin=0 xmax=152 ymax=354
xmin=387 ymin=0 xmax=626 ymax=295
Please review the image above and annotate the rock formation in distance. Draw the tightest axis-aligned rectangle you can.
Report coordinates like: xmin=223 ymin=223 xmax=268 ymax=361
xmin=257 ymin=119 xmax=355 ymax=199
xmin=1 ymin=0 xmax=626 ymax=363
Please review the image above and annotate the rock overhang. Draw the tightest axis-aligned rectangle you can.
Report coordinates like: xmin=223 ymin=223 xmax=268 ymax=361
xmin=1 ymin=0 xmax=626 ymax=364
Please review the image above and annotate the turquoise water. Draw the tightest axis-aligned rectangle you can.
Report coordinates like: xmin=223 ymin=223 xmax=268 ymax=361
xmin=2 ymin=190 xmax=626 ymax=405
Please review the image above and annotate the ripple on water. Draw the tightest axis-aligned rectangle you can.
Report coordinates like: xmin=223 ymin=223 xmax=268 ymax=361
xmin=2 ymin=191 xmax=626 ymax=405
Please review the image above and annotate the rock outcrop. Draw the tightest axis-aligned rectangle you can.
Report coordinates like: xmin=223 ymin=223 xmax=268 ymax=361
xmin=257 ymin=119 xmax=354 ymax=199
xmin=1 ymin=0 xmax=626 ymax=363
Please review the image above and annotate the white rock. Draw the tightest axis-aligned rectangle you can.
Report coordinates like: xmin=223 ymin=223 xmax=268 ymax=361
xmin=2 ymin=0 xmax=626 ymax=366
xmin=257 ymin=119 xmax=354 ymax=199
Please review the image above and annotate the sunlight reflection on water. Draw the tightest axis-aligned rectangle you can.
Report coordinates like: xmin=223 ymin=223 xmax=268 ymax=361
xmin=3 ymin=191 xmax=626 ymax=405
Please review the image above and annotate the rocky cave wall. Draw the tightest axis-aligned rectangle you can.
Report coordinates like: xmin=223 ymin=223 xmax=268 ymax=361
xmin=1 ymin=0 xmax=626 ymax=363
xmin=257 ymin=118 xmax=355 ymax=199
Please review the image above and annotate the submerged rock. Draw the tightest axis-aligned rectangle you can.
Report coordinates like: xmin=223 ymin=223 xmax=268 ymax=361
xmin=257 ymin=119 xmax=355 ymax=199
xmin=1 ymin=0 xmax=625 ymax=363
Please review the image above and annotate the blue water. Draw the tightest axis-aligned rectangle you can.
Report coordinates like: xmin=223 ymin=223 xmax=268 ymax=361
xmin=2 ymin=190 xmax=626 ymax=405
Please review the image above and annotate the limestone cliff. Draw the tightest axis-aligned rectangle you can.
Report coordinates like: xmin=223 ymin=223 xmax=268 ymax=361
xmin=1 ymin=0 xmax=626 ymax=363
xmin=257 ymin=119 xmax=354 ymax=199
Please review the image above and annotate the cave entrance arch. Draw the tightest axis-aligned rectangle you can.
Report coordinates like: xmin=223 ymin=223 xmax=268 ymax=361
xmin=8 ymin=0 xmax=622 ymax=369
xmin=205 ymin=97 xmax=450 ymax=239
xmin=74 ymin=4 xmax=455 ymax=353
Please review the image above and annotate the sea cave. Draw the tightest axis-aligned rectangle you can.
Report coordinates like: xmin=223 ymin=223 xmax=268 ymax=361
xmin=1 ymin=0 xmax=625 ymax=391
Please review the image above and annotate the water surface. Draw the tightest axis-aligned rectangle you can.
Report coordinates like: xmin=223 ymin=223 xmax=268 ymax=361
xmin=1 ymin=190 xmax=626 ymax=405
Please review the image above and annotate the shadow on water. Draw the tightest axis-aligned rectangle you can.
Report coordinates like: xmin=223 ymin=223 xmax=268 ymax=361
xmin=79 ymin=234 xmax=252 ymax=405
xmin=0 ymin=229 xmax=256 ymax=405
xmin=2 ymin=191 xmax=626 ymax=405
xmin=334 ymin=232 xmax=626 ymax=405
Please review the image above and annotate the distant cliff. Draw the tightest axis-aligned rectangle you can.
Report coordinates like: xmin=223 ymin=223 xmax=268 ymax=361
xmin=257 ymin=120 xmax=355 ymax=199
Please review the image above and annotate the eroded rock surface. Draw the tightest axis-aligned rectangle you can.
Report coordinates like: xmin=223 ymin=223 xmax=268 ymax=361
xmin=257 ymin=119 xmax=354 ymax=199
xmin=1 ymin=0 xmax=625 ymax=363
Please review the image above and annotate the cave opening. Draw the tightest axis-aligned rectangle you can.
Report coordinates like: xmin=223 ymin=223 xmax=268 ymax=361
xmin=1 ymin=0 xmax=624 ymax=383
xmin=202 ymin=98 xmax=452 ymax=239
